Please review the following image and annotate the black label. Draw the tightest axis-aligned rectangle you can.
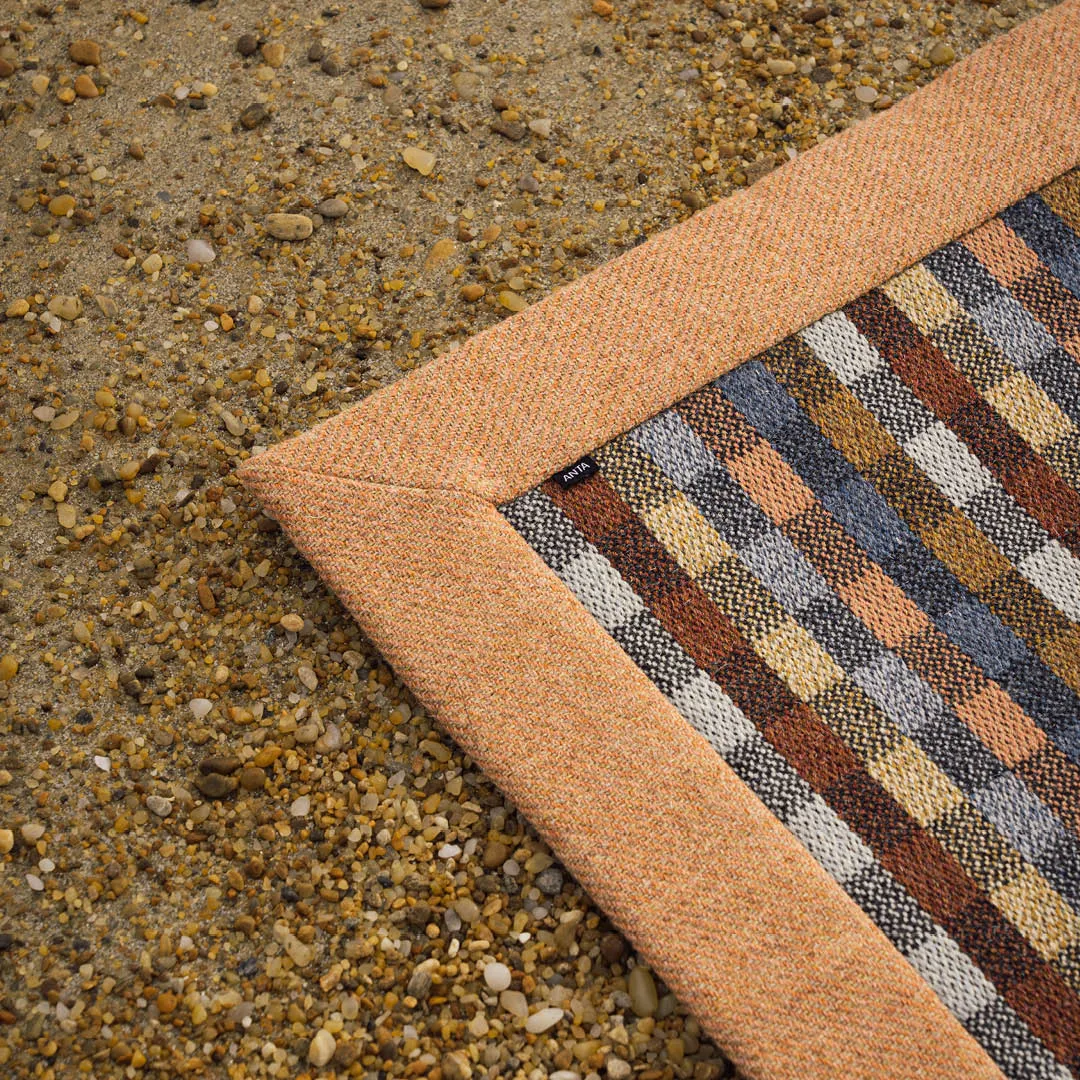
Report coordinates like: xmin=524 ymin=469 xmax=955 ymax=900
xmin=553 ymin=455 xmax=599 ymax=490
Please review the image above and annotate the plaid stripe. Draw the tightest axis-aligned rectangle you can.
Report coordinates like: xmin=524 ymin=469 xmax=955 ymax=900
xmin=502 ymin=174 xmax=1080 ymax=1076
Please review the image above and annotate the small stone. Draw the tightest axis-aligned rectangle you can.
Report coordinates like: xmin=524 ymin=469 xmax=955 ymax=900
xmin=221 ymin=410 xmax=245 ymax=437
xmin=607 ymin=1060 xmax=632 ymax=1080
xmin=127 ymin=140 xmax=145 ymax=160
xmin=460 ymin=283 xmax=485 ymax=302
xmin=766 ymin=59 xmax=796 ymax=76
xmin=518 ymin=174 xmax=540 ymax=194
xmin=600 ymin=932 xmax=626 ymax=964
xmin=142 ymin=253 xmax=163 ymax=275
xmin=498 ymin=290 xmax=527 ymax=313
xmin=499 ymin=989 xmax=528 ymax=1017
xmin=484 ymin=961 xmax=512 ymax=991
xmin=31 ymin=74 xmax=49 ymax=95
xmin=528 ymin=118 xmax=552 ymax=138
xmin=0 ymin=655 xmax=18 ymax=681
xmin=6 ymin=299 xmax=29 ymax=318
xmin=48 ymin=295 xmax=82 ymax=320
xmin=536 ymin=866 xmax=564 ymax=895
xmin=195 ymin=773 xmax=236 ymax=799
xmin=185 ymin=238 xmax=215 ymax=264
xmin=47 ymin=480 xmax=69 ymax=503
xmin=0 ymin=829 xmax=12 ymax=854
xmin=628 ymin=964 xmax=658 ymax=1017
xmin=803 ymin=4 xmax=829 ymax=21
xmin=57 ymin=503 xmax=77 ymax=530
xmin=419 ymin=0 xmax=452 ymax=7
xmin=189 ymin=698 xmax=213 ymax=719
xmin=297 ymin=665 xmax=318 ymax=691
xmin=451 ymin=71 xmax=481 ymax=100
xmin=290 ymin=795 xmax=310 ymax=817
xmin=855 ymin=85 xmax=879 ymax=104
xmin=265 ymin=213 xmax=313 ymax=240
xmin=307 ymin=42 xmax=327 ymax=62
xmin=49 ymin=195 xmax=76 ymax=217
xmin=69 ymin=40 xmax=102 ymax=65
xmin=74 ymin=74 xmax=99 ymax=98
xmin=236 ymin=33 xmax=260 ymax=57
xmin=402 ymin=146 xmax=437 ymax=176
xmin=525 ymin=1007 xmax=565 ymax=1034
xmin=491 ymin=119 xmax=526 ymax=141
xmin=261 ymin=42 xmax=286 ymax=68
xmin=407 ymin=966 xmax=433 ymax=1000
xmin=21 ymin=823 xmax=45 ymax=844
xmin=317 ymin=198 xmax=348 ymax=219
xmin=0 ymin=57 xmax=14 ymax=78
xmin=280 ymin=613 xmax=304 ymax=632
xmin=239 ymin=103 xmax=270 ymax=130
xmin=929 ymin=42 xmax=956 ymax=65
xmin=200 ymin=755 xmax=241 ymax=776
xmin=27 ymin=874 xmax=44 ymax=892
xmin=146 ymin=795 xmax=172 ymax=818
xmin=320 ymin=55 xmax=344 ymax=76
xmin=592 ymin=0 xmax=614 ymax=15
xmin=308 ymin=1029 xmax=336 ymax=1068
xmin=441 ymin=1051 xmax=471 ymax=1080
xmin=238 ymin=766 xmax=266 ymax=791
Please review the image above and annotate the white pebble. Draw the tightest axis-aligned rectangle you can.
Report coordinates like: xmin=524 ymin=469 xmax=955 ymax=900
xmin=525 ymin=1007 xmax=565 ymax=1034
xmin=550 ymin=1073 xmax=580 ymax=1080
xmin=38 ymin=858 xmax=55 ymax=872
xmin=499 ymin=989 xmax=528 ymax=1017
xmin=21 ymin=822 xmax=45 ymax=843
xmin=483 ymin=961 xmax=512 ymax=992
xmin=438 ymin=844 xmax=462 ymax=860
xmin=290 ymin=795 xmax=311 ymax=817
xmin=93 ymin=755 xmax=111 ymax=772
xmin=186 ymin=238 xmax=216 ymax=264
xmin=26 ymin=874 xmax=44 ymax=891
xmin=308 ymin=1028 xmax=336 ymax=1068
xmin=189 ymin=697 xmax=213 ymax=719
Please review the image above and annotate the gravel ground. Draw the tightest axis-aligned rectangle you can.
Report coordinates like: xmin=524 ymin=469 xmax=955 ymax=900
xmin=0 ymin=0 xmax=1056 ymax=1076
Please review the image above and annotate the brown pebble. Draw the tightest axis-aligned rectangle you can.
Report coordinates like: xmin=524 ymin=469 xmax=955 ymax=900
xmin=195 ymin=773 xmax=237 ymax=799
xmin=199 ymin=755 xmax=242 ymax=776
xmin=238 ymin=766 xmax=266 ymax=791
xmin=460 ymin=283 xmax=486 ymax=302
xmin=69 ymin=39 xmax=103 ymax=66
xmin=803 ymin=4 xmax=829 ymax=22
xmin=0 ymin=58 xmax=15 ymax=78
xmin=240 ymin=103 xmax=270 ymax=130
xmin=483 ymin=841 xmax=510 ymax=868
xmin=197 ymin=579 xmax=217 ymax=611
xmin=419 ymin=0 xmax=452 ymax=8
xmin=236 ymin=33 xmax=260 ymax=57
xmin=491 ymin=119 xmax=526 ymax=141
xmin=600 ymin=932 xmax=627 ymax=964
xmin=74 ymin=74 xmax=99 ymax=98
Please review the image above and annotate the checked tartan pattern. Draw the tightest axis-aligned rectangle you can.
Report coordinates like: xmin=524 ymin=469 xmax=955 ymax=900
xmin=502 ymin=170 xmax=1080 ymax=1079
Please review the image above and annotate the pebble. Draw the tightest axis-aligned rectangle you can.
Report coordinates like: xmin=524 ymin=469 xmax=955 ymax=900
xmin=483 ymin=961 xmax=512 ymax=991
xmin=419 ymin=0 xmax=452 ymax=8
xmin=68 ymin=39 xmax=102 ymax=66
xmin=766 ymin=59 xmax=797 ymax=76
xmin=0 ymin=829 xmax=12 ymax=854
xmin=0 ymin=656 xmax=18 ymax=682
xmin=499 ymin=989 xmax=528 ymax=1017
xmin=607 ymin=1060 xmax=632 ymax=1080
xmin=280 ymin=613 xmax=304 ymax=632
xmin=261 ymin=42 xmax=286 ymax=68
xmin=528 ymin=118 xmax=552 ymax=138
xmin=308 ymin=1028 xmax=336 ymax=1068
xmin=451 ymin=71 xmax=482 ymax=100
xmin=21 ymin=823 xmax=45 ymax=844
xmin=265 ymin=213 xmax=313 ymax=240
xmin=239 ymin=102 xmax=270 ymax=130
xmin=491 ymin=119 xmax=526 ymax=141
xmin=316 ymin=198 xmax=348 ymax=219
xmin=628 ymin=965 xmax=659 ymax=1017
xmin=6 ymin=299 xmax=29 ymax=318
xmin=290 ymin=795 xmax=310 ymax=816
xmin=74 ymin=74 xmax=99 ymax=98
xmin=185 ymin=238 xmax=216 ymax=264
xmin=189 ymin=697 xmax=213 ymax=719
xmin=49 ymin=194 xmax=76 ymax=217
xmin=236 ymin=32 xmax=260 ymax=57
xmin=442 ymin=1051 xmax=472 ymax=1080
xmin=402 ymin=146 xmax=437 ymax=176
xmin=146 ymin=795 xmax=172 ymax=817
xmin=930 ymin=42 xmax=956 ymax=65
xmin=536 ymin=867 xmax=564 ymax=895
xmin=525 ymin=1007 xmax=565 ymax=1034
xmin=195 ymin=773 xmax=236 ymax=799
xmin=460 ymin=284 xmax=486 ymax=302
xmin=48 ymin=295 xmax=82 ymax=320
xmin=142 ymin=253 xmax=163 ymax=275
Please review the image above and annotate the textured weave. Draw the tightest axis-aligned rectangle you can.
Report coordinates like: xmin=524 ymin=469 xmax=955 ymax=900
xmin=503 ymin=170 xmax=1080 ymax=1080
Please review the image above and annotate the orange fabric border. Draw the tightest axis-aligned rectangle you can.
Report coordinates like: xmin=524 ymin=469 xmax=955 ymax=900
xmin=238 ymin=7 xmax=1080 ymax=1078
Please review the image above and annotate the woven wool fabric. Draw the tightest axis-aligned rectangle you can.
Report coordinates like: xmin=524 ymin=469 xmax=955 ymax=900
xmin=501 ymin=170 xmax=1080 ymax=1080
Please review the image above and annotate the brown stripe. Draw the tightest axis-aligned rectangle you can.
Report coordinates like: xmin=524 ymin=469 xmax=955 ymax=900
xmin=1010 ymin=263 xmax=1080 ymax=346
xmin=847 ymin=289 xmax=1080 ymax=556
xmin=550 ymin=467 xmax=1080 ymax=1064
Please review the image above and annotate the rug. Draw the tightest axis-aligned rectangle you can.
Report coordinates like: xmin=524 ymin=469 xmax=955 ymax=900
xmin=237 ymin=5 xmax=1080 ymax=1078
